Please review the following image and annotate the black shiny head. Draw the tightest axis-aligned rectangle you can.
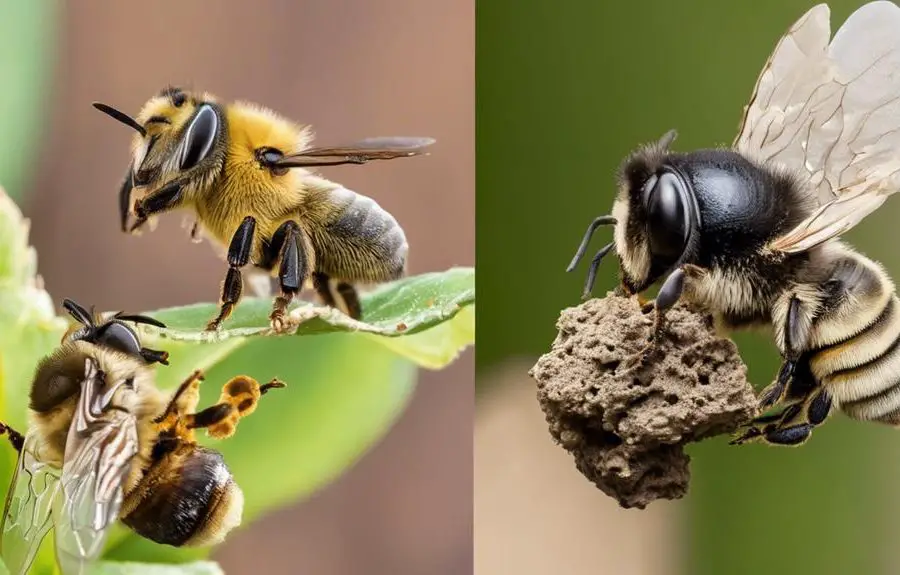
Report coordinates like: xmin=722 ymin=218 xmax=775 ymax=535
xmin=62 ymin=299 xmax=170 ymax=366
xmin=179 ymin=104 xmax=220 ymax=171
xmin=615 ymin=130 xmax=701 ymax=292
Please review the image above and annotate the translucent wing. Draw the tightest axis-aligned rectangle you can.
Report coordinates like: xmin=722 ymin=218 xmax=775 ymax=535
xmin=0 ymin=430 xmax=62 ymax=575
xmin=276 ymin=137 xmax=435 ymax=167
xmin=733 ymin=1 xmax=900 ymax=253
xmin=52 ymin=358 xmax=139 ymax=575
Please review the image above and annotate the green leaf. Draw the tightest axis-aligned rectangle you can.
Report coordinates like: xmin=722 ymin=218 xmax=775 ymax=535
xmin=134 ymin=267 xmax=475 ymax=369
xmin=90 ymin=560 xmax=223 ymax=575
xmin=0 ymin=0 xmax=58 ymax=202
xmin=103 ymin=334 xmax=418 ymax=564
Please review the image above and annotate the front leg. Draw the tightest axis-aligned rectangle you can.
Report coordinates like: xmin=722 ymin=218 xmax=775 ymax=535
xmin=206 ymin=216 xmax=257 ymax=331
xmin=118 ymin=170 xmax=134 ymax=232
xmin=0 ymin=422 xmax=24 ymax=453
xmin=153 ymin=369 xmax=205 ymax=426
xmin=628 ymin=263 xmax=705 ymax=364
xmin=129 ymin=179 xmax=186 ymax=234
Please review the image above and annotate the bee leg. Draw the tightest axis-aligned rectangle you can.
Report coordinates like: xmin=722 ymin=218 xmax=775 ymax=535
xmin=312 ymin=272 xmax=362 ymax=319
xmin=625 ymin=267 xmax=687 ymax=367
xmin=206 ymin=216 xmax=257 ymax=331
xmin=336 ymin=282 xmax=362 ymax=320
xmin=140 ymin=347 xmax=170 ymax=365
xmin=129 ymin=179 xmax=185 ymax=234
xmin=185 ymin=376 xmax=286 ymax=439
xmin=312 ymin=272 xmax=336 ymax=307
xmin=118 ymin=170 xmax=134 ymax=232
xmin=0 ymin=422 xmax=23 ymax=453
xmin=734 ymin=389 xmax=831 ymax=447
xmin=759 ymin=296 xmax=810 ymax=410
xmin=731 ymin=403 xmax=800 ymax=445
xmin=757 ymin=360 xmax=796 ymax=411
xmin=153 ymin=369 xmax=205 ymax=424
xmin=267 ymin=220 xmax=309 ymax=332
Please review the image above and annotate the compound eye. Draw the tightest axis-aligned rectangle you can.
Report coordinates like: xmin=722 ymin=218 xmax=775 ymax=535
xmin=644 ymin=171 xmax=689 ymax=259
xmin=95 ymin=321 xmax=142 ymax=357
xmin=180 ymin=104 xmax=218 ymax=171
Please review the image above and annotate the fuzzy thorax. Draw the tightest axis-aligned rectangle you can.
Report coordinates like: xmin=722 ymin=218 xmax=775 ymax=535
xmin=28 ymin=341 xmax=164 ymax=468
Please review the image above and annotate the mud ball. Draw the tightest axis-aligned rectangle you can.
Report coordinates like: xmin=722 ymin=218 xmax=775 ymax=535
xmin=529 ymin=294 xmax=758 ymax=509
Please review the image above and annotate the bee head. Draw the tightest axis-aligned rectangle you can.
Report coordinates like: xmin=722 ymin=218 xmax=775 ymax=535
xmin=92 ymin=87 xmax=225 ymax=230
xmin=61 ymin=299 xmax=170 ymax=366
xmin=612 ymin=130 xmax=701 ymax=293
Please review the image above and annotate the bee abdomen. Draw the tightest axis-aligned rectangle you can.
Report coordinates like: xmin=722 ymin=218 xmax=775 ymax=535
xmin=122 ymin=444 xmax=244 ymax=547
xmin=816 ymin=294 xmax=900 ymax=423
xmin=314 ymin=188 xmax=408 ymax=281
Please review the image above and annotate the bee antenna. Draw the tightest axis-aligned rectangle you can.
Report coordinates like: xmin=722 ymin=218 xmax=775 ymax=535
xmin=566 ymin=216 xmax=617 ymax=272
xmin=92 ymin=102 xmax=147 ymax=137
xmin=580 ymin=242 xmax=616 ymax=301
xmin=62 ymin=299 xmax=95 ymax=327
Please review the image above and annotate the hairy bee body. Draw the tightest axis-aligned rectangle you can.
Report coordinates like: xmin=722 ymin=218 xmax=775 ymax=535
xmin=96 ymin=88 xmax=428 ymax=331
xmin=0 ymin=300 xmax=283 ymax=574
xmin=28 ymin=340 xmax=165 ymax=482
xmin=567 ymin=3 xmax=900 ymax=447
xmin=26 ymin=335 xmax=243 ymax=548
xmin=603 ymin=136 xmax=900 ymax=445
xmin=613 ymin=147 xmax=816 ymax=329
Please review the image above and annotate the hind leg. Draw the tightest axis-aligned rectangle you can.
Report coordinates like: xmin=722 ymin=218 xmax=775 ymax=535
xmin=312 ymin=272 xmax=362 ymax=319
xmin=732 ymin=388 xmax=832 ymax=447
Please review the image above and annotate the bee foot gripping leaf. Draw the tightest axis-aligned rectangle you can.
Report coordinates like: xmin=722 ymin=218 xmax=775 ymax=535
xmin=529 ymin=293 xmax=757 ymax=509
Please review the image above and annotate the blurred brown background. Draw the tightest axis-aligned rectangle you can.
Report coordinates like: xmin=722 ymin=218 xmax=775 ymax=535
xmin=22 ymin=2 xmax=473 ymax=574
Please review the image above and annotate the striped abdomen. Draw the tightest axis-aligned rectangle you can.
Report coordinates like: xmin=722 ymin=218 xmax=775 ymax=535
xmin=122 ymin=441 xmax=244 ymax=547
xmin=301 ymin=178 xmax=408 ymax=283
xmin=807 ymin=253 xmax=900 ymax=424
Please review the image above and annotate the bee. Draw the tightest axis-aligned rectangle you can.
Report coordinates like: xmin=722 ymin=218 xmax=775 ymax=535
xmin=0 ymin=299 xmax=285 ymax=574
xmin=92 ymin=88 xmax=434 ymax=332
xmin=566 ymin=1 xmax=900 ymax=447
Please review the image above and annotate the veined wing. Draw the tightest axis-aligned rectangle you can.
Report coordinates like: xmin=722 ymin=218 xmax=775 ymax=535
xmin=733 ymin=2 xmax=900 ymax=253
xmin=0 ymin=430 xmax=62 ymax=575
xmin=52 ymin=358 xmax=139 ymax=575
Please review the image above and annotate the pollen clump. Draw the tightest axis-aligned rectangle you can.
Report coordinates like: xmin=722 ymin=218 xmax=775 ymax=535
xmin=529 ymin=294 xmax=757 ymax=509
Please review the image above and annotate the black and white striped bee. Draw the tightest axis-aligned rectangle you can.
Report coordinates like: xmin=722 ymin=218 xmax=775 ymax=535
xmin=568 ymin=1 xmax=900 ymax=446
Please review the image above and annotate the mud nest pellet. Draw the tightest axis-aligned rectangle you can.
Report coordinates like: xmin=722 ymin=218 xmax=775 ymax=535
xmin=529 ymin=294 xmax=758 ymax=509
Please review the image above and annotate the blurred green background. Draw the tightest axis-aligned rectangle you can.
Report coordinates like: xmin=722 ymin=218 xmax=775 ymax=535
xmin=477 ymin=1 xmax=900 ymax=574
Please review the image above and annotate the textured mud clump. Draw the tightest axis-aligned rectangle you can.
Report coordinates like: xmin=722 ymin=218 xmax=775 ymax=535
xmin=529 ymin=294 xmax=757 ymax=509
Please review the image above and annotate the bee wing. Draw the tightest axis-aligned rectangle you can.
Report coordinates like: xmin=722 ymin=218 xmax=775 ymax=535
xmin=276 ymin=137 xmax=435 ymax=167
xmin=733 ymin=2 xmax=900 ymax=253
xmin=52 ymin=358 xmax=139 ymax=575
xmin=0 ymin=430 xmax=63 ymax=575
